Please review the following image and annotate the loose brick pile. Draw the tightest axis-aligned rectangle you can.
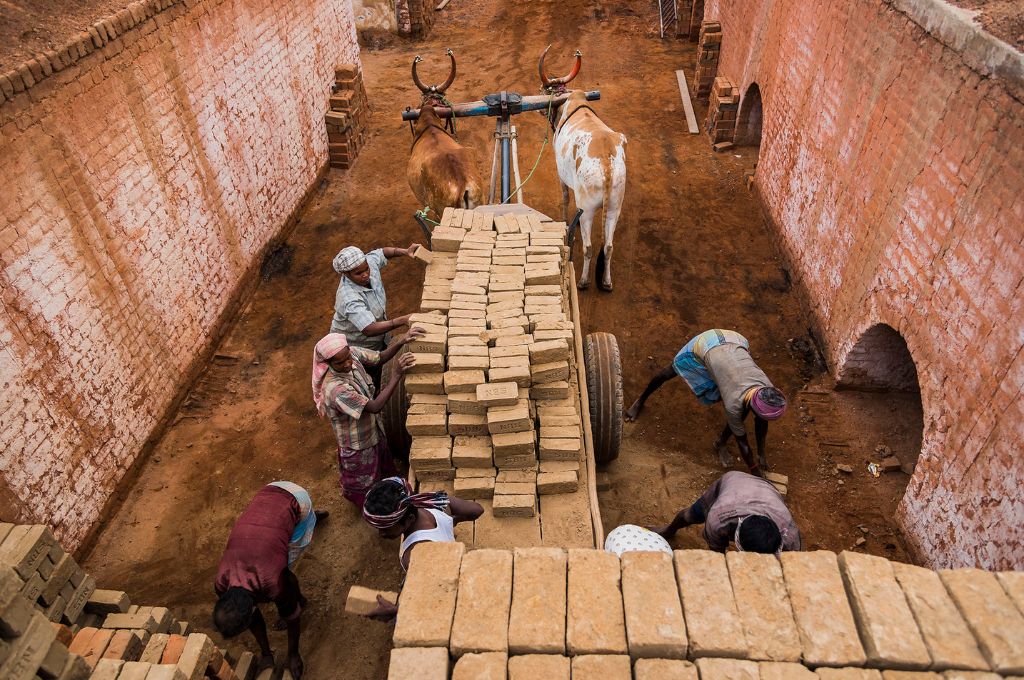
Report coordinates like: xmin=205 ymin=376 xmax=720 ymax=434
xmin=386 ymin=542 xmax=1024 ymax=679
xmin=1 ymin=524 xmax=254 ymax=680
xmin=705 ymin=76 xmax=739 ymax=149
xmin=691 ymin=21 xmax=722 ymax=98
xmin=405 ymin=208 xmax=584 ymax=523
xmin=326 ymin=63 xmax=369 ymax=170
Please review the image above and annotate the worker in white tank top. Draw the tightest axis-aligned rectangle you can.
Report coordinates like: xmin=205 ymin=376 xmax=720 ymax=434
xmin=359 ymin=477 xmax=483 ymax=620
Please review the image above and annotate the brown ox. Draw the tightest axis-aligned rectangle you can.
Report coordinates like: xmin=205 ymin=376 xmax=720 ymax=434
xmin=406 ymin=50 xmax=483 ymax=219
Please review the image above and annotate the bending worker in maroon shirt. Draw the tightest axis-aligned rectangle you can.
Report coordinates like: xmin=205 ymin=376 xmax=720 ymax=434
xmin=213 ymin=482 xmax=327 ymax=679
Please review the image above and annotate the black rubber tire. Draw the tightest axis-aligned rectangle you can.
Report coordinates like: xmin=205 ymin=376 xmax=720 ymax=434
xmin=381 ymin=351 xmax=410 ymax=462
xmin=583 ymin=332 xmax=623 ymax=464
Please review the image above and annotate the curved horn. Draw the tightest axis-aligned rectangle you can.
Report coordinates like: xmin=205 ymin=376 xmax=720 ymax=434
xmin=438 ymin=48 xmax=457 ymax=93
xmin=550 ymin=49 xmax=582 ymax=86
xmin=538 ymin=44 xmax=554 ymax=86
xmin=411 ymin=55 xmax=429 ymax=93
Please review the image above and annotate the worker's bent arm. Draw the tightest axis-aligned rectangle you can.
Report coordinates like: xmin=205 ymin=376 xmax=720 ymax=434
xmin=625 ymin=365 xmax=677 ymax=420
xmin=361 ymin=315 xmax=412 ymax=338
xmin=450 ymin=497 xmax=485 ymax=524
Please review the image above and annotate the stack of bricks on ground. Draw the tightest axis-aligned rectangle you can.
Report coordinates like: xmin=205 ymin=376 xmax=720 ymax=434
xmin=386 ymin=541 xmax=1024 ymax=680
xmin=404 ymin=208 xmax=582 ymax=518
xmin=325 ymin=63 xmax=369 ymax=169
xmin=706 ymin=76 xmax=740 ymax=150
xmin=692 ymin=21 xmax=722 ymax=98
xmin=1 ymin=524 xmax=257 ymax=680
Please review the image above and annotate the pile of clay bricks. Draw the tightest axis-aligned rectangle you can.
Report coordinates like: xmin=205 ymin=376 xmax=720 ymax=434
xmin=1 ymin=524 xmax=255 ymax=680
xmin=705 ymin=76 xmax=739 ymax=150
xmin=386 ymin=541 xmax=1024 ymax=680
xmin=404 ymin=208 xmax=584 ymax=518
xmin=692 ymin=21 xmax=722 ymax=98
xmin=326 ymin=63 xmax=369 ymax=170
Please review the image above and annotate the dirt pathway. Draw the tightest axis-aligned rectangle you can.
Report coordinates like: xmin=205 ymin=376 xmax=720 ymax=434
xmin=81 ymin=1 xmax=922 ymax=678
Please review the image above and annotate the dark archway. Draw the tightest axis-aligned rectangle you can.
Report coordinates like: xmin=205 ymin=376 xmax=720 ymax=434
xmin=736 ymin=83 xmax=763 ymax=147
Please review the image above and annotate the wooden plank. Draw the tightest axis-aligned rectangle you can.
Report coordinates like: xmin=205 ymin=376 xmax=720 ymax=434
xmin=675 ymin=70 xmax=699 ymax=134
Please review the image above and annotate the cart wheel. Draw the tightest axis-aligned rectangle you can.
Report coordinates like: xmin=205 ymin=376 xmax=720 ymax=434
xmin=381 ymin=351 xmax=410 ymax=462
xmin=584 ymin=332 xmax=623 ymax=464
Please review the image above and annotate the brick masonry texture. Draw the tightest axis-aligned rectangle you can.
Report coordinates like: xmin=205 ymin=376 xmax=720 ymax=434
xmin=704 ymin=0 xmax=1024 ymax=569
xmin=0 ymin=0 xmax=360 ymax=550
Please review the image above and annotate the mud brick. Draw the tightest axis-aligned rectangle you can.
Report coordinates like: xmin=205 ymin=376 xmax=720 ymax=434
xmin=508 ymin=654 xmax=570 ymax=680
xmin=449 ymin=549 xmax=513 ymax=655
xmin=38 ymin=639 xmax=70 ymax=680
xmin=566 ymin=550 xmax=626 ymax=655
xmin=539 ymin=460 xmax=579 ymax=474
xmin=53 ymin=654 xmax=91 ymax=680
xmin=487 ymin=365 xmax=531 ymax=387
xmin=409 ymin=403 xmax=447 ymax=416
xmin=19 ymin=572 xmax=44 ymax=601
xmin=449 ymin=308 xmax=485 ymax=320
xmin=450 ymin=280 xmax=486 ymax=296
xmin=526 ymin=285 xmax=561 ymax=296
xmin=493 ymin=333 xmax=533 ymax=347
xmin=530 ymin=381 xmax=570 ymax=400
xmin=159 ymin=635 xmax=185 ymax=664
xmin=492 ymin=494 xmax=536 ymax=517
xmin=145 ymin=667 xmax=187 ymax=680
xmin=449 ymin=345 xmax=489 ymax=359
xmin=533 ymin=329 xmax=573 ymax=343
xmin=0 ymin=526 xmax=56 ymax=579
xmin=81 ymin=628 xmax=115 ymax=667
xmin=838 ymin=551 xmax=930 ymax=669
xmin=504 ymin=547 xmax=567 ymax=655
xmin=537 ymin=471 xmax=578 ymax=494
xmin=44 ymin=596 xmax=66 ymax=622
xmin=387 ymin=647 xmax=448 ymax=680
xmin=103 ymin=612 xmax=157 ymax=633
xmin=760 ymin=662 xmax=818 ymax=679
xmin=486 ymin=405 xmax=531 ymax=434
xmin=139 ymin=634 xmax=169 ymax=664
xmin=492 ymin=430 xmax=535 ymax=457
xmin=452 ymin=437 xmax=493 ymax=467
xmin=85 ymin=591 xmax=130 ymax=616
xmin=816 ymin=672 xmax=884 ymax=680
xmin=475 ymin=382 xmax=519 ymax=407
xmin=119 ymin=662 xmax=157 ymax=680
xmin=486 ymin=299 xmax=523 ymax=314
xmin=673 ymin=550 xmax=746 ymax=658
xmin=172 ymin=622 xmax=190 ymax=636
xmin=634 ymin=659 xmax=698 ymax=680
xmin=494 ymin=481 xmax=534 ymax=495
xmin=450 ymin=299 xmax=486 ymax=312
xmin=940 ymin=568 xmax=1024 ymax=674
xmin=412 ymin=393 xmax=448 ymax=406
xmin=539 ymin=438 xmax=580 ymax=461
xmin=525 ymin=267 xmax=560 ymax=285
xmin=1 ymin=569 xmax=33 ymax=637
xmin=448 ymin=393 xmax=487 ymax=416
xmin=444 ymin=370 xmax=485 ymax=394
xmin=617 ymin=551 xmax=687 ymax=660
xmin=430 ymin=228 xmax=466 ymax=252
xmin=62 ymin=575 xmax=95 ymax=624
xmin=781 ymin=551 xmax=867 ymax=668
xmin=690 ymin=658 xmax=757 ymax=680
xmin=488 ymin=291 xmax=524 ymax=303
xmin=393 ymin=542 xmax=464 ymax=647
xmin=489 ymin=279 xmax=525 ymax=293
xmin=91 ymin=659 xmax=125 ymax=680
xmin=724 ymin=552 xmax=801 ymax=662
xmin=406 ymin=413 xmax=448 ymax=436
xmin=345 ymin=586 xmax=398 ymax=616
xmin=102 ymin=629 xmax=145 ymax=661
xmin=174 ymin=634 xmax=213 ymax=680
xmin=409 ymin=437 xmax=453 ymax=470
xmin=496 ymin=469 xmax=537 ymax=483
xmin=539 ymin=425 xmax=580 ymax=439
xmin=997 ymin=571 xmax=1024 ymax=614
xmin=406 ymin=353 xmax=444 ymax=374
xmin=233 ymin=652 xmax=255 ymax=680
xmin=421 ymin=298 xmax=452 ymax=312
xmin=448 ymin=355 xmax=489 ymax=371
xmin=540 ymin=414 xmax=579 ymax=427
xmin=405 ymin=372 xmax=445 ymax=394
xmin=1 ymin=612 xmax=57 ymax=680
xmin=457 ymin=465 xmax=497 ymax=478
xmin=494 ymin=454 xmax=537 ymax=469
xmin=68 ymin=627 xmax=99 ymax=656
xmin=571 ymin=654 xmax=632 ymax=679
xmin=451 ymin=651 xmax=506 ymax=680
xmin=489 ymin=317 xmax=529 ymax=332
xmin=453 ymin=475 xmax=495 ymax=499
xmin=529 ymin=337 xmax=570 ymax=362
xmin=489 ymin=355 xmax=530 ymax=370
xmin=417 ymin=467 xmax=457 ymax=482
xmin=448 ymin=413 xmax=489 ymax=436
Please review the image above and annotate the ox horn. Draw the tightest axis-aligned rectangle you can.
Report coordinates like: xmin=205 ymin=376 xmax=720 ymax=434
xmin=539 ymin=45 xmax=582 ymax=88
xmin=438 ymin=48 xmax=457 ymax=93
xmin=411 ymin=55 xmax=429 ymax=93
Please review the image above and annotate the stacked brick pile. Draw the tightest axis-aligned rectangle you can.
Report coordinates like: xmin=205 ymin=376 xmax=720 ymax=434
xmin=705 ymin=76 xmax=739 ymax=150
xmin=404 ymin=208 xmax=583 ymax=519
xmin=1 ymin=524 xmax=254 ymax=680
xmin=385 ymin=542 xmax=1024 ymax=679
xmin=326 ymin=64 xmax=369 ymax=170
xmin=692 ymin=21 xmax=722 ymax=98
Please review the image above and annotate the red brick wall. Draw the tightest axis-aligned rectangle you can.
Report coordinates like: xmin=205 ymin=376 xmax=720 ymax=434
xmin=705 ymin=0 xmax=1024 ymax=569
xmin=0 ymin=0 xmax=359 ymax=550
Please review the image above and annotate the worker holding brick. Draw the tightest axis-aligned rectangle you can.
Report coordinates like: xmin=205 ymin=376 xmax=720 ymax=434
xmin=359 ymin=477 xmax=483 ymax=618
xmin=625 ymin=328 xmax=787 ymax=476
xmin=213 ymin=481 xmax=328 ymax=679
xmin=330 ymin=243 xmax=422 ymax=356
xmin=652 ymin=471 xmax=801 ymax=553
xmin=313 ymin=331 xmax=421 ymax=507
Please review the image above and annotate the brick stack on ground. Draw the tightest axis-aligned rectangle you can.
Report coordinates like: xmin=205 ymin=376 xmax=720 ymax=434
xmin=326 ymin=63 xmax=369 ymax=170
xmin=692 ymin=21 xmax=722 ymax=98
xmin=1 ymin=524 xmax=256 ymax=680
xmin=385 ymin=542 xmax=1024 ymax=679
xmin=705 ymin=76 xmax=739 ymax=150
xmin=405 ymin=208 xmax=584 ymax=523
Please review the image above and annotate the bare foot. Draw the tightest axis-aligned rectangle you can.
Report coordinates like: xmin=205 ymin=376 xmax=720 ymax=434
xmin=714 ymin=441 xmax=733 ymax=468
xmin=625 ymin=400 xmax=643 ymax=421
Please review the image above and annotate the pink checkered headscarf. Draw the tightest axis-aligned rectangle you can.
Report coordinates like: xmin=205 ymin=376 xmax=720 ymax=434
xmin=312 ymin=333 xmax=350 ymax=417
xmin=362 ymin=477 xmax=450 ymax=529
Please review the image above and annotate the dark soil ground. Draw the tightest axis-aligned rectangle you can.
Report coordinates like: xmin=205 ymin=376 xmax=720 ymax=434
xmin=77 ymin=0 xmax=924 ymax=678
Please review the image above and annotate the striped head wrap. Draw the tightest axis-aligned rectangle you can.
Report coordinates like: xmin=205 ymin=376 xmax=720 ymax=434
xmin=312 ymin=333 xmax=349 ymax=417
xmin=751 ymin=386 xmax=787 ymax=420
xmin=362 ymin=477 xmax=450 ymax=529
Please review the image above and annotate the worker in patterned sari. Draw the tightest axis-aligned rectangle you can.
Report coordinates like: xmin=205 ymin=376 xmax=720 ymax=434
xmin=625 ymin=329 xmax=787 ymax=476
xmin=312 ymin=331 xmax=420 ymax=508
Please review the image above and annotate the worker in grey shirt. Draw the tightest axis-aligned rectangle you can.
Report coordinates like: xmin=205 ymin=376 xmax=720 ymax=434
xmin=626 ymin=329 xmax=786 ymax=475
xmin=330 ymin=244 xmax=421 ymax=352
xmin=652 ymin=471 xmax=801 ymax=553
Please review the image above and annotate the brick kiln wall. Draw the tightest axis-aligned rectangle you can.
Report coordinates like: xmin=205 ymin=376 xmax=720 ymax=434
xmin=0 ymin=0 xmax=360 ymax=550
xmin=704 ymin=0 xmax=1024 ymax=569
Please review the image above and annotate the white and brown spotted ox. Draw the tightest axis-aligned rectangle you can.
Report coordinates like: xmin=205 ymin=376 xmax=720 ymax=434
xmin=406 ymin=50 xmax=483 ymax=219
xmin=541 ymin=47 xmax=627 ymax=291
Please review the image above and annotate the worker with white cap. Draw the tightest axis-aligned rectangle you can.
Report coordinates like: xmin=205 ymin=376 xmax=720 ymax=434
xmin=330 ymin=243 xmax=421 ymax=352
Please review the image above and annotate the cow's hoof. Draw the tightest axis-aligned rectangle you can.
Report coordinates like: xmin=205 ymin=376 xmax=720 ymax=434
xmin=598 ymin=281 xmax=613 ymax=292
xmin=577 ymin=279 xmax=590 ymax=290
